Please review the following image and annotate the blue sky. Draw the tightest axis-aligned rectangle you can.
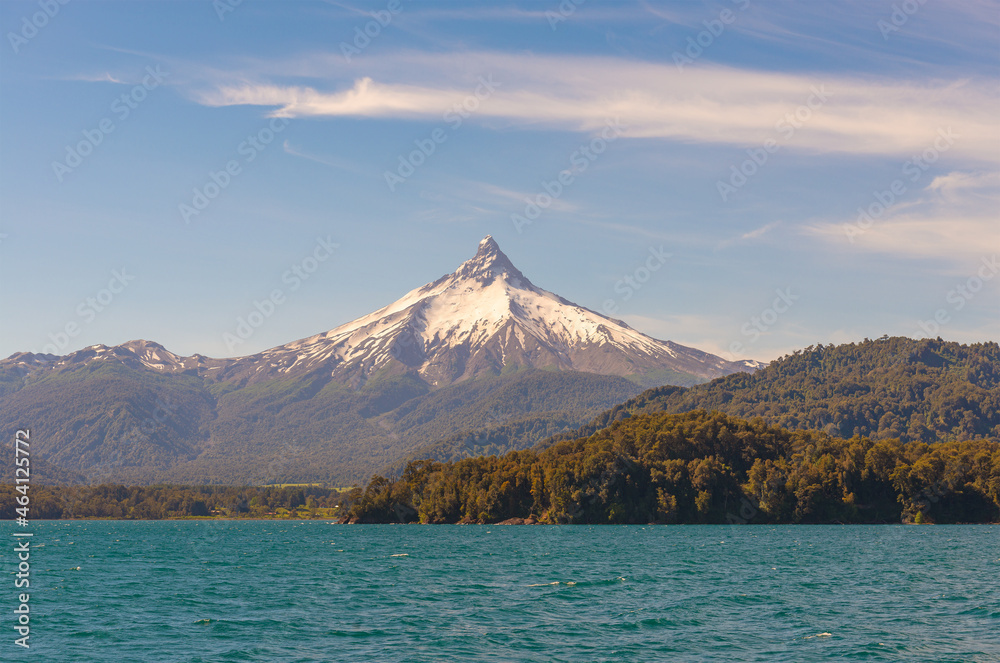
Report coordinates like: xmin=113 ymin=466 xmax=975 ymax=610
xmin=1 ymin=0 xmax=997 ymax=363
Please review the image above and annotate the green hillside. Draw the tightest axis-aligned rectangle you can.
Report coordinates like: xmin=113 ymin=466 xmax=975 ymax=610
xmin=4 ymin=337 xmax=995 ymax=487
xmin=347 ymin=409 xmax=1000 ymax=525
xmin=534 ymin=337 xmax=1000 ymax=451
xmin=0 ymin=362 xmax=641 ymax=485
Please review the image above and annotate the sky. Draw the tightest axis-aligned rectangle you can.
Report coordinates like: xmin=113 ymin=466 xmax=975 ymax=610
xmin=1 ymin=0 xmax=997 ymax=364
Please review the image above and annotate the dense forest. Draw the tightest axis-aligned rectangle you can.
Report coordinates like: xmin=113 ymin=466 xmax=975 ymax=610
xmin=534 ymin=338 xmax=1000 ymax=452
xmin=345 ymin=410 xmax=1000 ymax=525
xmin=0 ymin=484 xmax=352 ymax=520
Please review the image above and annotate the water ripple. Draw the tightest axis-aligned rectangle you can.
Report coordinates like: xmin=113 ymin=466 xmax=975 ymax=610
xmin=2 ymin=522 xmax=997 ymax=662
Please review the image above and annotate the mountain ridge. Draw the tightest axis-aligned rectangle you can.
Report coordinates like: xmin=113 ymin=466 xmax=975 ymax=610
xmin=393 ymin=337 xmax=1000 ymax=470
xmin=5 ymin=237 xmax=760 ymax=389
xmin=532 ymin=336 xmax=1000 ymax=449
xmin=2 ymin=236 xmax=761 ymax=484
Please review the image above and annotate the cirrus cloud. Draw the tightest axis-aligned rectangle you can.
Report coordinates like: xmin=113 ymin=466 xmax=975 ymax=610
xmin=190 ymin=51 xmax=1000 ymax=162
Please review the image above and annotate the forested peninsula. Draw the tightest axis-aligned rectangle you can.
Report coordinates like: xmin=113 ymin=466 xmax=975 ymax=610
xmin=344 ymin=410 xmax=1000 ymax=525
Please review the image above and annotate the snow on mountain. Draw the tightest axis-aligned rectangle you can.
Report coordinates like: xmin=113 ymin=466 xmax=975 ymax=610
xmin=2 ymin=237 xmax=760 ymax=388
xmin=1 ymin=340 xmax=225 ymax=377
xmin=233 ymin=236 xmax=759 ymax=387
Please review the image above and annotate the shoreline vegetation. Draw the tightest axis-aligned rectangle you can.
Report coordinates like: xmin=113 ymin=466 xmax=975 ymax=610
xmin=0 ymin=484 xmax=353 ymax=521
xmin=8 ymin=409 xmax=996 ymax=526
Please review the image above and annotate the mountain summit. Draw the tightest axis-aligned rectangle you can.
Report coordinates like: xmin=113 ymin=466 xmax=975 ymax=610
xmin=0 ymin=236 xmax=761 ymax=484
xmin=455 ymin=235 xmax=527 ymax=284
xmin=233 ymin=236 xmax=759 ymax=388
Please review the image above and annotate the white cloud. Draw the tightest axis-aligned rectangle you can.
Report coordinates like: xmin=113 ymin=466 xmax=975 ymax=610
xmin=807 ymin=170 xmax=1000 ymax=261
xmin=927 ymin=171 xmax=1000 ymax=199
xmin=820 ymin=215 xmax=999 ymax=259
xmin=189 ymin=51 xmax=1000 ymax=162
xmin=71 ymin=72 xmax=126 ymax=84
xmin=742 ymin=221 xmax=781 ymax=241
xmin=715 ymin=221 xmax=782 ymax=250
xmin=204 ymin=77 xmax=460 ymax=119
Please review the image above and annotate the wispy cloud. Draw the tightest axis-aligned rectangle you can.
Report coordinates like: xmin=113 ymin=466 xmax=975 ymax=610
xmin=742 ymin=221 xmax=781 ymax=241
xmin=422 ymin=180 xmax=580 ymax=215
xmin=433 ymin=180 xmax=682 ymax=242
xmin=808 ymin=170 xmax=1000 ymax=262
xmin=64 ymin=72 xmax=127 ymax=84
xmin=818 ymin=216 xmax=999 ymax=259
xmin=926 ymin=170 xmax=1000 ymax=199
xmin=560 ymin=217 xmax=679 ymax=243
xmin=617 ymin=312 xmax=808 ymax=362
xmin=715 ymin=220 xmax=782 ymax=250
xmin=282 ymin=140 xmax=366 ymax=173
xmin=188 ymin=51 xmax=1000 ymax=162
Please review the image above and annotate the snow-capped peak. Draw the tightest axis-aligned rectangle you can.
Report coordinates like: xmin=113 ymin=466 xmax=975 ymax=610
xmin=1 ymin=237 xmax=760 ymax=388
xmin=454 ymin=235 xmax=527 ymax=284
xmin=247 ymin=236 xmax=758 ymax=387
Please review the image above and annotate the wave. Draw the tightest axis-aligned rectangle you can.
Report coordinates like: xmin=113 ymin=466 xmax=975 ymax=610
xmin=528 ymin=577 xmax=626 ymax=587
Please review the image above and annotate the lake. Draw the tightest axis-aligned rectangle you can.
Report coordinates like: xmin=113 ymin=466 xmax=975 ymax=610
xmin=3 ymin=521 xmax=998 ymax=662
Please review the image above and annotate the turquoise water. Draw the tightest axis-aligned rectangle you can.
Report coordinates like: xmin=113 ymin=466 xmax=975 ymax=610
xmin=2 ymin=522 xmax=997 ymax=662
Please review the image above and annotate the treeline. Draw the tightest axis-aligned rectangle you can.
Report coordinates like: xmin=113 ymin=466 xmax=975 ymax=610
xmin=345 ymin=410 xmax=1000 ymax=525
xmin=0 ymin=484 xmax=354 ymax=520
xmin=393 ymin=413 xmax=586 ymax=468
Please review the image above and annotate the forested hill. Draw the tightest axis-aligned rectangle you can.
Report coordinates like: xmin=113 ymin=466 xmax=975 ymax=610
xmin=346 ymin=409 xmax=1000 ymax=525
xmin=536 ymin=338 xmax=1000 ymax=450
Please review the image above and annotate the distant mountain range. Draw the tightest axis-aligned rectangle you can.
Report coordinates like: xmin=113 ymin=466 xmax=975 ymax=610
xmin=1 ymin=237 xmax=758 ymax=485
